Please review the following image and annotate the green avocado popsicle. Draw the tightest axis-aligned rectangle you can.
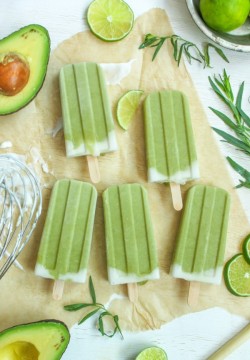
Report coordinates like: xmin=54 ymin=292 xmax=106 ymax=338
xmin=103 ymin=183 xmax=160 ymax=285
xmin=143 ymin=90 xmax=199 ymax=185
xmin=170 ymin=184 xmax=230 ymax=285
xmin=35 ymin=179 xmax=97 ymax=284
xmin=60 ymin=62 xmax=118 ymax=157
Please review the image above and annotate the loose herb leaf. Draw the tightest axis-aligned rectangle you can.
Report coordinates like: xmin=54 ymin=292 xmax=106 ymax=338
xmin=209 ymin=70 xmax=250 ymax=189
xmin=227 ymin=157 xmax=250 ymax=188
xmin=89 ymin=276 xmax=96 ymax=304
xmin=113 ymin=315 xmax=123 ymax=338
xmin=209 ymin=107 xmax=238 ymax=131
xmin=64 ymin=276 xmax=123 ymax=339
xmin=63 ymin=303 xmax=94 ymax=311
xmin=139 ymin=33 xmax=229 ymax=68
xmin=212 ymin=127 xmax=250 ymax=154
xmin=206 ymin=44 xmax=230 ymax=65
xmin=78 ymin=308 xmax=100 ymax=325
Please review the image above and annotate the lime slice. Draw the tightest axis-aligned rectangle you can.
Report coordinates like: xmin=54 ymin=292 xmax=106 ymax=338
xmin=136 ymin=347 xmax=168 ymax=360
xmin=242 ymin=234 xmax=250 ymax=263
xmin=117 ymin=90 xmax=144 ymax=130
xmin=87 ymin=0 xmax=134 ymax=42
xmin=224 ymin=254 xmax=250 ymax=296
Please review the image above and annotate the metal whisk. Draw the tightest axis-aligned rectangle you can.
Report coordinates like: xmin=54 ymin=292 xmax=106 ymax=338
xmin=0 ymin=154 xmax=42 ymax=279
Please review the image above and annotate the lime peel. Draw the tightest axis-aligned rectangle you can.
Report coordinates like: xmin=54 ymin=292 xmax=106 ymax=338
xmin=242 ymin=234 xmax=250 ymax=264
xmin=87 ymin=0 xmax=134 ymax=42
xmin=224 ymin=253 xmax=250 ymax=297
xmin=135 ymin=346 xmax=168 ymax=360
xmin=117 ymin=90 xmax=144 ymax=130
xmin=200 ymin=0 xmax=250 ymax=32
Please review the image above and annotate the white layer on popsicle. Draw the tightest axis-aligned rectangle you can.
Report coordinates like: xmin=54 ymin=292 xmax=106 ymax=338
xmin=108 ymin=267 xmax=160 ymax=286
xmin=148 ymin=161 xmax=199 ymax=184
xmin=65 ymin=130 xmax=117 ymax=157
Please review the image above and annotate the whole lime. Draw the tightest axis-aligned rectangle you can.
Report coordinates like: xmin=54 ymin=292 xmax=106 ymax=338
xmin=200 ymin=0 xmax=250 ymax=32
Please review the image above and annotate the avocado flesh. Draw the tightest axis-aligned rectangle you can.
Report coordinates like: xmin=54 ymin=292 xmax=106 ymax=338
xmin=0 ymin=320 xmax=70 ymax=360
xmin=0 ymin=24 xmax=50 ymax=115
xmin=0 ymin=341 xmax=39 ymax=359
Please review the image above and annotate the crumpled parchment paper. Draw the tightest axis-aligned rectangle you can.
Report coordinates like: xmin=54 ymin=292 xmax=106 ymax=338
xmin=0 ymin=9 xmax=249 ymax=332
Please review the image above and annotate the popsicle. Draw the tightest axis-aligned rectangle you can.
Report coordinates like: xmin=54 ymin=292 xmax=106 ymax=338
xmin=103 ymin=183 xmax=160 ymax=293
xmin=35 ymin=179 xmax=97 ymax=299
xmin=59 ymin=62 xmax=118 ymax=183
xmin=170 ymin=184 xmax=230 ymax=304
xmin=143 ymin=90 xmax=199 ymax=210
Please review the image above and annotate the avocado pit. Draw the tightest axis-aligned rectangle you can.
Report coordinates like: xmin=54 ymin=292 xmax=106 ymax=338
xmin=0 ymin=53 xmax=30 ymax=96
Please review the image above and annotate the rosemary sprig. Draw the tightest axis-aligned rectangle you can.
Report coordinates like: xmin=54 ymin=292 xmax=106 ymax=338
xmin=208 ymin=69 xmax=250 ymax=188
xmin=139 ymin=33 xmax=229 ymax=67
xmin=64 ymin=276 xmax=123 ymax=339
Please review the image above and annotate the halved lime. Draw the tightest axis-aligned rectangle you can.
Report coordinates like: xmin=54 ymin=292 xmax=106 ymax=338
xmin=87 ymin=0 xmax=134 ymax=42
xmin=135 ymin=347 xmax=168 ymax=360
xmin=242 ymin=234 xmax=250 ymax=264
xmin=224 ymin=254 xmax=250 ymax=296
xmin=117 ymin=90 xmax=144 ymax=130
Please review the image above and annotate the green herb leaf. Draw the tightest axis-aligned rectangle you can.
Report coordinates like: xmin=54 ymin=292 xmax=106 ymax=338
xmin=227 ymin=157 xmax=250 ymax=188
xmin=97 ymin=312 xmax=124 ymax=339
xmin=78 ymin=308 xmax=100 ymax=325
xmin=113 ymin=315 xmax=124 ymax=339
xmin=89 ymin=276 xmax=96 ymax=304
xmin=139 ymin=33 xmax=229 ymax=68
xmin=209 ymin=107 xmax=238 ymax=131
xmin=209 ymin=70 xmax=250 ymax=189
xmin=206 ymin=44 xmax=229 ymax=65
xmin=64 ymin=303 xmax=94 ymax=311
xmin=212 ymin=127 xmax=250 ymax=154
xmin=64 ymin=276 xmax=123 ymax=339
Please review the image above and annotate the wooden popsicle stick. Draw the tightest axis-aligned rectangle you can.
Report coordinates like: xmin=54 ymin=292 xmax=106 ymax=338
xmin=52 ymin=280 xmax=65 ymax=300
xmin=170 ymin=182 xmax=183 ymax=211
xmin=188 ymin=281 xmax=200 ymax=307
xmin=127 ymin=283 xmax=138 ymax=303
xmin=207 ymin=323 xmax=250 ymax=360
xmin=87 ymin=155 xmax=100 ymax=184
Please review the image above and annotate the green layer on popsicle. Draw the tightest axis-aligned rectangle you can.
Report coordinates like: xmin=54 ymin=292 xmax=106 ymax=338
xmin=59 ymin=62 xmax=118 ymax=157
xmin=171 ymin=184 xmax=230 ymax=284
xmin=144 ymin=90 xmax=199 ymax=184
xmin=35 ymin=179 xmax=97 ymax=283
xmin=103 ymin=183 xmax=160 ymax=285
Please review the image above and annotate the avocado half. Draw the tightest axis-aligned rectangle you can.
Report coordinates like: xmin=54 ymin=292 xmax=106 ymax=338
xmin=0 ymin=320 xmax=70 ymax=360
xmin=0 ymin=24 xmax=50 ymax=115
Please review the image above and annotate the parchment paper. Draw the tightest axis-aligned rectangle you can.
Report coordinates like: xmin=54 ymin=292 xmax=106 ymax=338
xmin=0 ymin=9 xmax=249 ymax=332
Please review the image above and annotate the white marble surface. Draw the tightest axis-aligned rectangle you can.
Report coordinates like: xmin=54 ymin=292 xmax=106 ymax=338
xmin=1 ymin=1 xmax=250 ymax=359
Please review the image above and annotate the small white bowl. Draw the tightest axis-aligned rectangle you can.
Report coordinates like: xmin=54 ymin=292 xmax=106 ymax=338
xmin=186 ymin=0 xmax=250 ymax=52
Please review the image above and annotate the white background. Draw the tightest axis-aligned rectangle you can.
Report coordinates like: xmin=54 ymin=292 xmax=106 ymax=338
xmin=1 ymin=1 xmax=250 ymax=359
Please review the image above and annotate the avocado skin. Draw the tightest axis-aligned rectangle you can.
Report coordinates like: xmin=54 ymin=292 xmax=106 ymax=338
xmin=0 ymin=319 xmax=70 ymax=359
xmin=0 ymin=24 xmax=50 ymax=115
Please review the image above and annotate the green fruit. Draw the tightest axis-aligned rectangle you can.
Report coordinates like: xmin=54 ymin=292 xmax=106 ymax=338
xmin=135 ymin=346 xmax=168 ymax=360
xmin=116 ymin=90 xmax=144 ymax=130
xmin=0 ymin=320 xmax=70 ymax=359
xmin=0 ymin=24 xmax=50 ymax=115
xmin=200 ymin=0 xmax=250 ymax=32
xmin=87 ymin=0 xmax=134 ymax=42
xmin=242 ymin=233 xmax=250 ymax=263
xmin=224 ymin=254 xmax=250 ymax=296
